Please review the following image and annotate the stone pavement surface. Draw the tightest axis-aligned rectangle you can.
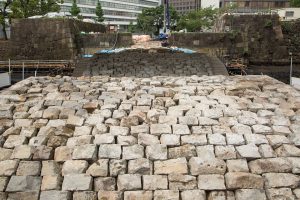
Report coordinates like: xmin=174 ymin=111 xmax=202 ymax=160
xmin=0 ymin=75 xmax=300 ymax=200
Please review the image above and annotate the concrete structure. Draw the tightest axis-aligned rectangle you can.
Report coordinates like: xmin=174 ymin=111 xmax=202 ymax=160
xmin=276 ymin=7 xmax=300 ymax=21
xmin=220 ymin=0 xmax=290 ymax=12
xmin=59 ymin=0 xmax=160 ymax=30
xmin=168 ymin=0 xmax=201 ymax=15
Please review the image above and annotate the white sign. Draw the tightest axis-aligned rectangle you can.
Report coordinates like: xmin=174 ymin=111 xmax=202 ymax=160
xmin=0 ymin=72 xmax=11 ymax=88
xmin=292 ymin=77 xmax=300 ymax=90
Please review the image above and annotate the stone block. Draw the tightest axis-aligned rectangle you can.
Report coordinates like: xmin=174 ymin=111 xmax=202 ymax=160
xmin=117 ymin=174 xmax=142 ymax=191
xmin=154 ymin=158 xmax=188 ymax=174
xmin=146 ymin=144 xmax=167 ymax=160
xmin=198 ymin=174 xmax=226 ymax=190
xmin=94 ymin=177 xmax=116 ymax=191
xmin=168 ymin=145 xmax=197 ymax=159
xmin=6 ymin=176 xmax=42 ymax=192
xmin=10 ymin=145 xmax=33 ymax=160
xmin=0 ymin=160 xmax=18 ymax=176
xmin=98 ymin=191 xmax=122 ymax=200
xmin=263 ymin=173 xmax=300 ymax=188
xmin=40 ymin=191 xmax=71 ymax=200
xmin=7 ymin=191 xmax=40 ymax=200
xmin=62 ymin=174 xmax=92 ymax=191
xmin=225 ymin=172 xmax=264 ymax=189
xmin=73 ymin=191 xmax=97 ymax=200
xmin=181 ymin=190 xmax=206 ymax=200
xmin=154 ymin=190 xmax=179 ymax=200
xmin=41 ymin=175 xmax=62 ymax=190
xmin=160 ymin=134 xmax=180 ymax=146
xmin=128 ymin=158 xmax=151 ymax=175
xmin=62 ymin=160 xmax=88 ymax=175
xmin=226 ymin=159 xmax=249 ymax=172
xmin=122 ymin=145 xmax=144 ymax=160
xmin=235 ymin=189 xmax=266 ymax=200
xmin=109 ymin=159 xmax=127 ymax=176
xmin=86 ymin=159 xmax=109 ymax=177
xmin=248 ymin=158 xmax=292 ymax=174
xmin=168 ymin=174 xmax=197 ymax=190
xmin=98 ymin=144 xmax=121 ymax=159
xmin=72 ymin=144 xmax=97 ymax=161
xmin=143 ymin=175 xmax=168 ymax=190
xmin=189 ymin=157 xmax=226 ymax=175
xmin=124 ymin=191 xmax=153 ymax=200
xmin=16 ymin=161 xmax=41 ymax=176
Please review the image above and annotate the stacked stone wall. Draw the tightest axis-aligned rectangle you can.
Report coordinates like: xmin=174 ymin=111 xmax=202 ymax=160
xmin=5 ymin=18 xmax=106 ymax=60
xmin=0 ymin=75 xmax=300 ymax=199
xmin=74 ymin=49 xmax=228 ymax=77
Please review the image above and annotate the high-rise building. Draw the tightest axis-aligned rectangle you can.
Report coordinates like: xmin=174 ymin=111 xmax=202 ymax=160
xmin=59 ymin=0 xmax=160 ymax=30
xmin=219 ymin=0 xmax=290 ymax=11
xmin=167 ymin=0 xmax=201 ymax=15
xmin=201 ymin=0 xmax=221 ymax=8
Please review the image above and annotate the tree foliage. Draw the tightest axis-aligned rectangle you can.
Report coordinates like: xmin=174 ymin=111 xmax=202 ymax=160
xmin=70 ymin=0 xmax=80 ymax=17
xmin=136 ymin=5 xmax=179 ymax=35
xmin=10 ymin=0 xmax=61 ymax=18
xmin=95 ymin=0 xmax=104 ymax=22
xmin=0 ymin=0 xmax=12 ymax=39
xmin=290 ymin=0 xmax=300 ymax=7
xmin=177 ymin=7 xmax=218 ymax=32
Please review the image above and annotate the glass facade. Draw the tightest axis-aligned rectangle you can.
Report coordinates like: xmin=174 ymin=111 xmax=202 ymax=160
xmin=60 ymin=0 xmax=160 ymax=28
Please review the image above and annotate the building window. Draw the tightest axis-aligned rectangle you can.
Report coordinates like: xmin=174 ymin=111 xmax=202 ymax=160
xmin=285 ymin=11 xmax=294 ymax=17
xmin=245 ymin=1 xmax=250 ymax=7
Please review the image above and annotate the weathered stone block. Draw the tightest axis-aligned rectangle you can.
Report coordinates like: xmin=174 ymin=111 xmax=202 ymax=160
xmin=117 ymin=174 xmax=142 ymax=191
xmin=6 ymin=176 xmax=42 ymax=192
xmin=198 ymin=174 xmax=226 ymax=190
xmin=225 ymin=172 xmax=264 ymax=189
xmin=62 ymin=174 xmax=92 ymax=191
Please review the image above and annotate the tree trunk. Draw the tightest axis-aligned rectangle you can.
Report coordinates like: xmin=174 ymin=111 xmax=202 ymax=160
xmin=1 ymin=22 xmax=7 ymax=40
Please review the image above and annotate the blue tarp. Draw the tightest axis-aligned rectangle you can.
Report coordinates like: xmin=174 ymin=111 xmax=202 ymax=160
xmin=82 ymin=54 xmax=93 ymax=58
xmin=96 ymin=48 xmax=127 ymax=54
xmin=170 ymin=47 xmax=196 ymax=54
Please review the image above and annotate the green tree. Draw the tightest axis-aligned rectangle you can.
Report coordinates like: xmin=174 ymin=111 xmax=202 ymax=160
xmin=95 ymin=0 xmax=104 ymax=22
xmin=136 ymin=5 xmax=179 ymax=35
xmin=177 ymin=7 xmax=218 ymax=32
xmin=40 ymin=0 xmax=61 ymax=15
xmin=0 ymin=0 xmax=12 ymax=40
xmin=290 ymin=0 xmax=300 ymax=7
xmin=70 ymin=0 xmax=80 ymax=17
xmin=128 ymin=21 xmax=135 ymax=33
xmin=10 ymin=0 xmax=61 ymax=18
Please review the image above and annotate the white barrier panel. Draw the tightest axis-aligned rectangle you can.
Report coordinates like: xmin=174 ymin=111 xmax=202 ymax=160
xmin=0 ymin=72 xmax=11 ymax=88
xmin=292 ymin=77 xmax=300 ymax=90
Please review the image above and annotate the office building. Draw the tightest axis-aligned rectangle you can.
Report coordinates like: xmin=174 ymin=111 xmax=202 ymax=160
xmin=220 ymin=0 xmax=290 ymax=11
xmin=167 ymin=0 xmax=201 ymax=15
xmin=60 ymin=0 xmax=160 ymax=30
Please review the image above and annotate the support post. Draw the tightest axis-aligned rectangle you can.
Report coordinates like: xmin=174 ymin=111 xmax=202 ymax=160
xmin=22 ymin=62 xmax=25 ymax=80
xmin=8 ymin=59 xmax=10 ymax=73
xmin=290 ymin=52 xmax=293 ymax=85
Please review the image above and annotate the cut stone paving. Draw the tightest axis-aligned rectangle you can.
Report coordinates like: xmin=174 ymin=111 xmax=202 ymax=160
xmin=0 ymin=75 xmax=300 ymax=199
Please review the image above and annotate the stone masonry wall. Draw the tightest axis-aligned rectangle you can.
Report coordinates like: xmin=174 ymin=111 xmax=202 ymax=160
xmin=169 ymin=14 xmax=294 ymax=64
xmin=79 ymin=33 xmax=133 ymax=48
xmin=0 ymin=40 xmax=11 ymax=61
xmin=7 ymin=18 xmax=105 ymax=60
xmin=73 ymin=49 xmax=228 ymax=77
xmin=0 ymin=75 xmax=300 ymax=199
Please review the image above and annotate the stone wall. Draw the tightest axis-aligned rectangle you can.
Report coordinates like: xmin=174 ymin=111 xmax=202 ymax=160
xmin=78 ymin=33 xmax=133 ymax=54
xmin=0 ymin=75 xmax=300 ymax=199
xmin=73 ymin=48 xmax=228 ymax=77
xmin=169 ymin=14 xmax=293 ymax=64
xmin=0 ymin=40 xmax=11 ymax=61
xmin=6 ymin=18 xmax=105 ymax=60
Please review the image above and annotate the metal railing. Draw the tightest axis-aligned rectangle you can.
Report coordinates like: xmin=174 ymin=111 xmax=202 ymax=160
xmin=0 ymin=60 xmax=74 ymax=69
